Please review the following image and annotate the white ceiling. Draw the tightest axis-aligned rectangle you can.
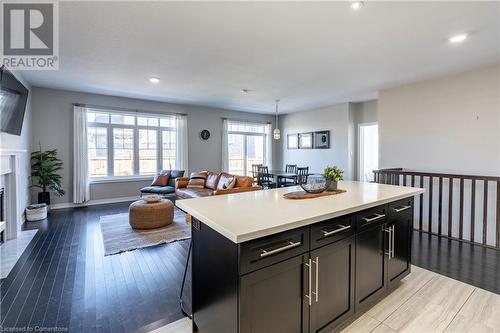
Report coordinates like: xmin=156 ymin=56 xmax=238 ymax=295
xmin=21 ymin=1 xmax=500 ymax=114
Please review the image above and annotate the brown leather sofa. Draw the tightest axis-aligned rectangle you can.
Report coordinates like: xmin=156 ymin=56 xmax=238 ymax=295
xmin=175 ymin=171 xmax=262 ymax=199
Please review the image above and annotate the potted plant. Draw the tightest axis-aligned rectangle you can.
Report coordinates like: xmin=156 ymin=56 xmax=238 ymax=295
xmin=30 ymin=145 xmax=65 ymax=205
xmin=324 ymin=166 xmax=344 ymax=191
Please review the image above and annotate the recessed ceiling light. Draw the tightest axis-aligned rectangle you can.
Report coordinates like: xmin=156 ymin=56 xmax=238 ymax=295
xmin=149 ymin=77 xmax=160 ymax=84
xmin=448 ymin=34 xmax=468 ymax=44
xmin=351 ymin=1 xmax=364 ymax=10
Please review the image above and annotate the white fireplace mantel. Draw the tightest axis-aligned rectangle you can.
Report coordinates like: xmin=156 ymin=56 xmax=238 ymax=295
xmin=0 ymin=149 xmax=27 ymax=240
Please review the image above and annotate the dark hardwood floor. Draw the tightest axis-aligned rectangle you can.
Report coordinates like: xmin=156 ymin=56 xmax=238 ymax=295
xmin=412 ymin=230 xmax=500 ymax=294
xmin=0 ymin=202 xmax=191 ymax=333
xmin=1 ymin=203 xmax=499 ymax=333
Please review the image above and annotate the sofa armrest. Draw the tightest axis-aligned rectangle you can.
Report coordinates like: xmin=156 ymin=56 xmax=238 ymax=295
xmin=175 ymin=177 xmax=190 ymax=189
xmin=213 ymin=185 xmax=262 ymax=196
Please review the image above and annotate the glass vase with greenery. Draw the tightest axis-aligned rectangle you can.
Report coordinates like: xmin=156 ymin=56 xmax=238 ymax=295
xmin=30 ymin=145 xmax=65 ymax=205
xmin=324 ymin=165 xmax=344 ymax=191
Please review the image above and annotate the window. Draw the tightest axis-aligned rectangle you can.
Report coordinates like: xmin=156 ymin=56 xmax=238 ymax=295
xmin=138 ymin=129 xmax=157 ymax=175
xmin=88 ymin=127 xmax=107 ymax=177
xmin=226 ymin=121 xmax=270 ymax=176
xmin=113 ymin=128 xmax=134 ymax=176
xmin=86 ymin=109 xmax=178 ymax=179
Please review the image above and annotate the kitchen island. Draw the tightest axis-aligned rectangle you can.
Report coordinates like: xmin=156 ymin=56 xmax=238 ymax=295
xmin=176 ymin=181 xmax=424 ymax=333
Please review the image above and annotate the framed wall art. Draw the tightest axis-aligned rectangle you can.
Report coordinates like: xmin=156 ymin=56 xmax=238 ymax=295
xmin=299 ymin=132 xmax=313 ymax=149
xmin=287 ymin=133 xmax=299 ymax=149
xmin=313 ymin=130 xmax=330 ymax=149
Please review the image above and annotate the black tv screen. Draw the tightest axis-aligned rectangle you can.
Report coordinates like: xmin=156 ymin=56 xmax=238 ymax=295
xmin=0 ymin=66 xmax=29 ymax=136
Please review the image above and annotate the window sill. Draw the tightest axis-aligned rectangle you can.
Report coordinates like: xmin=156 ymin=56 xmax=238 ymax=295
xmin=90 ymin=176 xmax=154 ymax=184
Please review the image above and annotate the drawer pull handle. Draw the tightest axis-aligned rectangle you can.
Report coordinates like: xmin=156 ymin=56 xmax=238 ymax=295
xmin=321 ymin=224 xmax=351 ymax=237
xmin=260 ymin=240 xmax=301 ymax=258
xmin=362 ymin=213 xmax=386 ymax=223
xmin=305 ymin=258 xmax=312 ymax=306
xmin=393 ymin=205 xmax=411 ymax=213
xmin=384 ymin=225 xmax=395 ymax=259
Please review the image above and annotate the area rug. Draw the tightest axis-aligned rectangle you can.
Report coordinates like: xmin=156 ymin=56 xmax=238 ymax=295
xmin=99 ymin=208 xmax=190 ymax=256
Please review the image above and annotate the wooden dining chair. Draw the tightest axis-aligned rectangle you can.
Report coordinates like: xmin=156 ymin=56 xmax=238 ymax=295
xmin=281 ymin=164 xmax=297 ymax=187
xmin=257 ymin=166 xmax=277 ymax=189
xmin=297 ymin=167 xmax=309 ymax=185
xmin=252 ymin=164 xmax=263 ymax=185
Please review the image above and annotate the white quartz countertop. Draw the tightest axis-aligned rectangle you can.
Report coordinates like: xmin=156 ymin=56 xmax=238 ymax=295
xmin=176 ymin=181 xmax=424 ymax=243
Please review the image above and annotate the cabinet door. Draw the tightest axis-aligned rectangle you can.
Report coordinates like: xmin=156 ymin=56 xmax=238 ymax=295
xmin=240 ymin=254 xmax=309 ymax=333
xmin=309 ymin=237 xmax=355 ymax=333
xmin=387 ymin=212 xmax=412 ymax=288
xmin=355 ymin=224 xmax=387 ymax=311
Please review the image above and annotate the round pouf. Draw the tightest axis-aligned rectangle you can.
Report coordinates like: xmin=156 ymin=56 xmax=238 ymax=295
xmin=129 ymin=199 xmax=174 ymax=229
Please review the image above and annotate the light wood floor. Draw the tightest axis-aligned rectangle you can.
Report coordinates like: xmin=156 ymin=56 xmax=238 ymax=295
xmin=151 ymin=265 xmax=500 ymax=333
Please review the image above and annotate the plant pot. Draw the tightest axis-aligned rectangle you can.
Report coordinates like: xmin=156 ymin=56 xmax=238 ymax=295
xmin=38 ymin=192 xmax=51 ymax=205
xmin=326 ymin=180 xmax=338 ymax=192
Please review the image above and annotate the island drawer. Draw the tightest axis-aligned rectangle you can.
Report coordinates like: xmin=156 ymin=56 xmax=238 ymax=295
xmin=239 ymin=227 xmax=310 ymax=275
xmin=356 ymin=205 xmax=388 ymax=230
xmin=388 ymin=198 xmax=413 ymax=216
xmin=310 ymin=215 xmax=354 ymax=250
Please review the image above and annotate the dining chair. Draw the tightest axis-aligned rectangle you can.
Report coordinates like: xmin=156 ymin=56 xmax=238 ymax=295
xmin=281 ymin=164 xmax=297 ymax=187
xmin=257 ymin=166 xmax=277 ymax=189
xmin=252 ymin=164 xmax=263 ymax=185
xmin=297 ymin=167 xmax=309 ymax=185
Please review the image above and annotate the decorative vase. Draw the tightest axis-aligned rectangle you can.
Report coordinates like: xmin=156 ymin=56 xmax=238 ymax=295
xmin=38 ymin=192 xmax=51 ymax=205
xmin=327 ymin=180 xmax=338 ymax=192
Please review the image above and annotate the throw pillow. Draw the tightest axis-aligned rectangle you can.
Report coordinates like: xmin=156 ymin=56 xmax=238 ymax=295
xmin=187 ymin=171 xmax=208 ymax=189
xmin=217 ymin=174 xmax=236 ymax=190
xmin=151 ymin=171 xmax=170 ymax=186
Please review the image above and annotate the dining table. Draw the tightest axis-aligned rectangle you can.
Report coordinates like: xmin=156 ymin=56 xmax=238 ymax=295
xmin=266 ymin=169 xmax=298 ymax=187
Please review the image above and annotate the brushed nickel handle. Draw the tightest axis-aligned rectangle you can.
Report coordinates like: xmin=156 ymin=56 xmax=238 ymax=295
xmin=313 ymin=257 xmax=319 ymax=303
xmin=321 ymin=224 xmax=351 ymax=237
xmin=393 ymin=205 xmax=411 ymax=213
xmin=362 ymin=213 xmax=386 ymax=224
xmin=260 ymin=240 xmax=301 ymax=258
xmin=385 ymin=227 xmax=393 ymax=258
xmin=391 ymin=225 xmax=396 ymax=258
xmin=305 ymin=258 xmax=312 ymax=306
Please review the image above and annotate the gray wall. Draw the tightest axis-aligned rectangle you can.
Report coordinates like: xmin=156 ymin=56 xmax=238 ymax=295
xmin=1 ymin=69 xmax=32 ymax=216
xmin=277 ymin=103 xmax=352 ymax=177
xmin=276 ymin=101 xmax=378 ymax=180
xmin=31 ymin=87 xmax=276 ymax=205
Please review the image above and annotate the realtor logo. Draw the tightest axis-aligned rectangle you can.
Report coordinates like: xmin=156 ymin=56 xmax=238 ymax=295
xmin=1 ymin=1 xmax=59 ymax=70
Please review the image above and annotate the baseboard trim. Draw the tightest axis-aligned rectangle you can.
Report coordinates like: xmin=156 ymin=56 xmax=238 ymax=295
xmin=50 ymin=196 xmax=139 ymax=210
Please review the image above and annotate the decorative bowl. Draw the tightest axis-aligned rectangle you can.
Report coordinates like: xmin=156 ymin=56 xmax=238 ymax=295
xmin=142 ymin=194 xmax=161 ymax=203
xmin=299 ymin=174 xmax=328 ymax=194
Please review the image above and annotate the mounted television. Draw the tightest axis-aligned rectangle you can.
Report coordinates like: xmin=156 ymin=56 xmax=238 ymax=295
xmin=0 ymin=66 xmax=29 ymax=136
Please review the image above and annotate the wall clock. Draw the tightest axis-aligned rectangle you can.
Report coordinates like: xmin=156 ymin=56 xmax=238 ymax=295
xmin=200 ymin=129 xmax=211 ymax=140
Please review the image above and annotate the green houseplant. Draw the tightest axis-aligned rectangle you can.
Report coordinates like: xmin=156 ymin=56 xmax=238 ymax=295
xmin=324 ymin=165 xmax=344 ymax=191
xmin=30 ymin=145 xmax=65 ymax=205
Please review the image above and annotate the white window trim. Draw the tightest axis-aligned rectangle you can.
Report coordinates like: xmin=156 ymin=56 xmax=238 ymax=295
xmin=87 ymin=109 xmax=177 ymax=180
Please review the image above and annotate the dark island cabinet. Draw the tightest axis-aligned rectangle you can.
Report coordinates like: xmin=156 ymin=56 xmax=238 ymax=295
xmin=355 ymin=222 xmax=388 ymax=310
xmin=240 ymin=254 xmax=309 ymax=333
xmin=191 ymin=198 xmax=414 ymax=333
xmin=309 ymin=236 xmax=355 ymax=333
xmin=387 ymin=198 xmax=414 ymax=288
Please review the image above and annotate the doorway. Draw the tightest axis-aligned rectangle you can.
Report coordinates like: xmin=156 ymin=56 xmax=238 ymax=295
xmin=358 ymin=123 xmax=379 ymax=182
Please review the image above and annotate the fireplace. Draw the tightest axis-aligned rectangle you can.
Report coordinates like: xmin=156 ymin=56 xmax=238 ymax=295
xmin=0 ymin=150 xmax=25 ymax=240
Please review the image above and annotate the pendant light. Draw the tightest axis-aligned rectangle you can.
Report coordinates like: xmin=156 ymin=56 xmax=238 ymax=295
xmin=273 ymin=99 xmax=281 ymax=140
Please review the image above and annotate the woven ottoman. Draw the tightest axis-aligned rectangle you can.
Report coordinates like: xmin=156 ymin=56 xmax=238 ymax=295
xmin=129 ymin=199 xmax=174 ymax=229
